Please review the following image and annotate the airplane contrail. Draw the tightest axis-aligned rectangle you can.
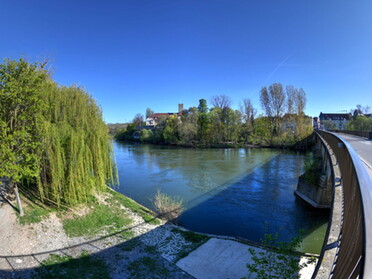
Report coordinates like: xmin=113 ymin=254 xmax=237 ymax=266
xmin=248 ymin=50 xmax=295 ymax=98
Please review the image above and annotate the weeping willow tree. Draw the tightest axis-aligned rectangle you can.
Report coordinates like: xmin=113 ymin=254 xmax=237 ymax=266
xmin=1 ymin=58 xmax=117 ymax=208
xmin=38 ymin=84 xmax=118 ymax=206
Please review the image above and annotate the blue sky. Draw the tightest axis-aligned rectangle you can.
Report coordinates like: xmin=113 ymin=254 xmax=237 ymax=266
xmin=1 ymin=0 xmax=371 ymax=123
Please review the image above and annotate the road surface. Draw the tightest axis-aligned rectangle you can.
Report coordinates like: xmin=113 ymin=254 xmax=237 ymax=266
xmin=336 ymin=133 xmax=372 ymax=178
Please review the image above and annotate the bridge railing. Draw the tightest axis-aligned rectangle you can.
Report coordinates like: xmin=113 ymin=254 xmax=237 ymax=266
xmin=329 ymin=130 xmax=372 ymax=139
xmin=313 ymin=131 xmax=372 ymax=278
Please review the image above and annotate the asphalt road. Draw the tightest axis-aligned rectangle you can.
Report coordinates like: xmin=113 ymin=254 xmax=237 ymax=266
xmin=336 ymin=133 xmax=372 ymax=178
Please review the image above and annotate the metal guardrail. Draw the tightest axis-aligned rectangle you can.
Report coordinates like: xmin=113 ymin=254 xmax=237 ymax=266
xmin=314 ymin=131 xmax=372 ymax=278
xmin=329 ymin=130 xmax=372 ymax=140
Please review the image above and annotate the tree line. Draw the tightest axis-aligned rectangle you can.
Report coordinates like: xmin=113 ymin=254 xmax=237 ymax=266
xmin=116 ymin=83 xmax=313 ymax=148
xmin=0 ymin=59 xmax=117 ymax=212
xmin=347 ymin=116 xmax=372 ymax=132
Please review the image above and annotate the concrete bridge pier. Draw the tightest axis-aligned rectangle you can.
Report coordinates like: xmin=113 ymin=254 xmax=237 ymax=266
xmin=294 ymin=134 xmax=333 ymax=209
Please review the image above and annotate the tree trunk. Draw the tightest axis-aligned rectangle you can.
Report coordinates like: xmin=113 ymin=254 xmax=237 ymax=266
xmin=14 ymin=184 xmax=24 ymax=216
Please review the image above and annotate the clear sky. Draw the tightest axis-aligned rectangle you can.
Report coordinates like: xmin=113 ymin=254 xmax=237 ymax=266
xmin=1 ymin=0 xmax=371 ymax=123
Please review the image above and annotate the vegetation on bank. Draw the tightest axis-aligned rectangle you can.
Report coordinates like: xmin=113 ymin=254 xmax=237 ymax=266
xmin=62 ymin=203 xmax=133 ymax=237
xmin=0 ymin=58 xmax=117 ymax=213
xmin=244 ymin=224 xmax=316 ymax=279
xmin=105 ymin=187 xmax=160 ymax=225
xmin=17 ymin=187 xmax=160 ymax=235
xmin=301 ymin=153 xmax=324 ymax=186
xmin=18 ymin=198 xmax=54 ymax=225
xmin=114 ymin=83 xmax=313 ymax=149
xmin=153 ymin=189 xmax=184 ymax=222
xmin=14 ymin=187 xmax=209 ymax=279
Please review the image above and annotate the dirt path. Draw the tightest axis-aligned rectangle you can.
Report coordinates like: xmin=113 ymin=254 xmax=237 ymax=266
xmin=0 ymin=199 xmax=317 ymax=279
xmin=0 ymin=202 xmax=194 ymax=278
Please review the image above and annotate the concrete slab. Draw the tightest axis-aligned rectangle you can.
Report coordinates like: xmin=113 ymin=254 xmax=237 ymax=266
xmin=177 ymin=238 xmax=252 ymax=279
xmin=176 ymin=238 xmax=316 ymax=279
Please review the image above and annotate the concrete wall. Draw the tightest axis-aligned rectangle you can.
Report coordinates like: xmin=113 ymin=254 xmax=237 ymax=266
xmin=294 ymin=135 xmax=333 ymax=208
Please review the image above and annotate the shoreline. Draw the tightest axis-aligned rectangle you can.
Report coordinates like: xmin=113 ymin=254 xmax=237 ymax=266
xmin=114 ymin=139 xmax=314 ymax=152
xmin=0 ymin=188 xmax=317 ymax=278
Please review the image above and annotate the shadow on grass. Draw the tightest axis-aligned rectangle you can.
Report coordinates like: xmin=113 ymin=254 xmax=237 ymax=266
xmin=0 ymin=151 xmax=327 ymax=278
xmin=0 ymin=215 xmax=199 ymax=279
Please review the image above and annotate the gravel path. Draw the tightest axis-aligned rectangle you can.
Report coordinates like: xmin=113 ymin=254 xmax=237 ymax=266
xmin=0 ymin=196 xmax=317 ymax=279
xmin=0 ymin=201 xmax=194 ymax=279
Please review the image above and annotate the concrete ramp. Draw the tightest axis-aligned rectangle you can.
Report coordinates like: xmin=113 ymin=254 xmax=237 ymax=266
xmin=176 ymin=238 xmax=253 ymax=279
xmin=176 ymin=238 xmax=316 ymax=279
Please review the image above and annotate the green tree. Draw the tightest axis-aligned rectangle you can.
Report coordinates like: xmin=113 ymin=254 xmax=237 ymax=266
xmin=210 ymin=95 xmax=233 ymax=143
xmin=1 ymin=58 xmax=117 ymax=209
xmin=197 ymin=99 xmax=209 ymax=144
xmin=139 ymin=129 xmax=153 ymax=142
xmin=40 ymin=85 xmax=117 ymax=206
xmin=347 ymin=115 xmax=372 ymax=131
xmin=145 ymin=107 xmax=154 ymax=118
xmin=132 ymin=113 xmax=144 ymax=126
xmin=240 ymin=98 xmax=256 ymax=143
xmin=179 ymin=107 xmax=198 ymax=144
xmin=0 ymin=59 xmax=48 ymax=215
xmin=116 ymin=123 xmax=137 ymax=141
xmin=163 ymin=114 xmax=180 ymax=144
xmin=225 ymin=109 xmax=242 ymax=143
xmin=260 ymin=83 xmax=285 ymax=135
xmin=251 ymin=117 xmax=273 ymax=146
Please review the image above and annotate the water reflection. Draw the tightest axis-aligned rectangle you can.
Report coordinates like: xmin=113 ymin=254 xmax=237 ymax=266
xmin=114 ymin=141 xmax=328 ymax=254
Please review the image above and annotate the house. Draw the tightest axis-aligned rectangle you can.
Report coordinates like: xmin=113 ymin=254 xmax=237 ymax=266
xmin=319 ymin=112 xmax=352 ymax=130
xmin=145 ymin=104 xmax=184 ymax=127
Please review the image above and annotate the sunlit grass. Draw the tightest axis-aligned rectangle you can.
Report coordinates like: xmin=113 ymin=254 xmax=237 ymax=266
xmin=105 ymin=187 xmax=161 ymax=225
xmin=62 ymin=203 xmax=132 ymax=237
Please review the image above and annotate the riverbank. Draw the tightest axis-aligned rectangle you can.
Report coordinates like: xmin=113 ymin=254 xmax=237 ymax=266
xmin=0 ymin=188 xmax=316 ymax=278
xmin=115 ymin=137 xmax=314 ymax=151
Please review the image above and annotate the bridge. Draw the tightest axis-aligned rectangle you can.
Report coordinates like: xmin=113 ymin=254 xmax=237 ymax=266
xmin=311 ymin=131 xmax=372 ymax=279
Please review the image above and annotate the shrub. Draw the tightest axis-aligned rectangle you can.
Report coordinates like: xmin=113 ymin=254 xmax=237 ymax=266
xmin=244 ymin=224 xmax=315 ymax=279
xmin=302 ymin=153 xmax=323 ymax=185
xmin=153 ymin=190 xmax=184 ymax=221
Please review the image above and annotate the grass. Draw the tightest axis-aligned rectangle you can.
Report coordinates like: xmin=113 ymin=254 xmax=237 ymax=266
xmin=105 ymin=187 xmax=160 ymax=225
xmin=62 ymin=203 xmax=132 ymax=237
xmin=127 ymin=256 xmax=169 ymax=278
xmin=117 ymin=230 xmax=135 ymax=240
xmin=153 ymin=189 xmax=184 ymax=221
xmin=18 ymin=200 xmax=53 ymax=225
xmin=18 ymin=186 xmax=162 ymax=243
xmin=62 ymin=188 xmax=162 ymax=237
xmin=34 ymin=251 xmax=110 ymax=279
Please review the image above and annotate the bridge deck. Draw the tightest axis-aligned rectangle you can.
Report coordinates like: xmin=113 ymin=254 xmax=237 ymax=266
xmin=336 ymin=133 xmax=372 ymax=179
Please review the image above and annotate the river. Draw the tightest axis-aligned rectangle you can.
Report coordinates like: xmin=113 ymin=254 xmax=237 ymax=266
xmin=113 ymin=141 xmax=328 ymax=254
